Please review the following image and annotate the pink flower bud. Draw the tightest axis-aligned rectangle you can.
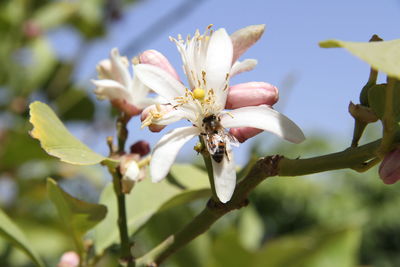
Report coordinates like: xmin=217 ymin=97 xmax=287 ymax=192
xmin=226 ymin=82 xmax=279 ymax=109
xmin=111 ymin=99 xmax=142 ymax=117
xmin=139 ymin=50 xmax=180 ymax=81
xmin=58 ymin=251 xmax=79 ymax=267
xmin=379 ymin=148 xmax=400 ymax=184
xmin=130 ymin=140 xmax=150 ymax=156
xmin=229 ymin=127 xmax=263 ymax=143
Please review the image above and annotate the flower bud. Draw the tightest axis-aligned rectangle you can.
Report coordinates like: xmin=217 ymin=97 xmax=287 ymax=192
xmin=58 ymin=251 xmax=79 ymax=267
xmin=120 ymin=154 xmax=142 ymax=193
xmin=379 ymin=148 xmax=400 ymax=185
xmin=139 ymin=50 xmax=180 ymax=81
xmin=226 ymin=82 xmax=279 ymax=109
xmin=130 ymin=140 xmax=150 ymax=156
xmin=23 ymin=20 xmax=42 ymax=39
xmin=111 ymin=99 xmax=142 ymax=117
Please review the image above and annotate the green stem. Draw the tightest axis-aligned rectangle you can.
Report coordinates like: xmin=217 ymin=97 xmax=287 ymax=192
xmin=108 ymin=114 xmax=134 ymax=266
xmin=378 ymin=77 xmax=396 ymax=157
xmin=136 ymin=139 xmax=382 ymax=266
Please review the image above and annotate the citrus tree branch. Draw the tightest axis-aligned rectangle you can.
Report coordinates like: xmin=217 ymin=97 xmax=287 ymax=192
xmin=136 ymin=138 xmax=382 ymax=266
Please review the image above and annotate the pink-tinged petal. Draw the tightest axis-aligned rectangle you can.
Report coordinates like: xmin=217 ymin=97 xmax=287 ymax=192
xmin=139 ymin=49 xmax=180 ymax=81
xmin=226 ymin=82 xmax=279 ymax=109
xmin=111 ymin=99 xmax=142 ymax=117
xmin=205 ymin=28 xmax=233 ymax=107
xmin=212 ymin=150 xmax=236 ymax=203
xmin=230 ymin=24 xmax=265 ymax=63
xmin=230 ymin=59 xmax=257 ymax=77
xmin=229 ymin=127 xmax=263 ymax=143
xmin=150 ymin=126 xmax=200 ymax=182
xmin=135 ymin=64 xmax=186 ymax=100
xmin=220 ymin=105 xmax=305 ymax=144
xmin=379 ymin=148 xmax=400 ymax=184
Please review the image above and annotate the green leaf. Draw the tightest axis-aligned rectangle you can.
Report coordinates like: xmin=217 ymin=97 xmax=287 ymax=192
xmin=47 ymin=178 xmax=107 ymax=254
xmin=0 ymin=209 xmax=44 ymax=267
xmin=94 ymin=164 xmax=210 ymax=255
xmin=29 ymin=101 xmax=112 ymax=165
xmin=319 ymin=39 xmax=400 ymax=79
xmin=32 ymin=2 xmax=78 ymax=30
xmin=368 ymin=82 xmax=400 ymax=121
xmin=254 ymin=226 xmax=361 ymax=267
xmin=238 ymin=206 xmax=264 ymax=251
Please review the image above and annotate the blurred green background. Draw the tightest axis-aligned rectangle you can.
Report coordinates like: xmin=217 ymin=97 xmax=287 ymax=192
xmin=1 ymin=0 xmax=400 ymax=266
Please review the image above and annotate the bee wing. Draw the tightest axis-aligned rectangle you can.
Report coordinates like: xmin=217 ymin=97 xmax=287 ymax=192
xmin=226 ymin=132 xmax=239 ymax=147
xmin=204 ymin=134 xmax=220 ymax=154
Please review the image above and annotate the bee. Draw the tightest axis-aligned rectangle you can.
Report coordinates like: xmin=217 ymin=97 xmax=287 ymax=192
xmin=201 ymin=114 xmax=238 ymax=163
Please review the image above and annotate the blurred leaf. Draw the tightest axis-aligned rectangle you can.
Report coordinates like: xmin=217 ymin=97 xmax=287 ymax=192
xmin=253 ymin=226 xmax=361 ymax=267
xmin=29 ymin=101 xmax=112 ymax=165
xmin=56 ymin=88 xmax=95 ymax=121
xmin=28 ymin=37 xmax=57 ymax=92
xmin=368 ymin=82 xmax=400 ymax=121
xmin=238 ymin=206 xmax=264 ymax=251
xmin=71 ymin=0 xmax=105 ymax=38
xmin=94 ymin=164 xmax=210 ymax=255
xmin=47 ymin=178 xmax=107 ymax=254
xmin=32 ymin=1 xmax=78 ymax=30
xmin=319 ymin=39 xmax=400 ymax=79
xmin=0 ymin=209 xmax=44 ymax=267
xmin=207 ymin=228 xmax=254 ymax=267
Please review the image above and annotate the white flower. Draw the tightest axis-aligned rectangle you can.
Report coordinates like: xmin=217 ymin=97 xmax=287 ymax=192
xmin=91 ymin=48 xmax=158 ymax=115
xmin=135 ymin=26 xmax=305 ymax=203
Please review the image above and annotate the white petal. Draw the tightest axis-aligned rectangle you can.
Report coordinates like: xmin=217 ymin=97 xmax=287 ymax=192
xmin=124 ymin=161 xmax=140 ymax=181
xmin=110 ymin=48 xmax=132 ymax=88
xmin=205 ymin=28 xmax=233 ymax=107
xmin=220 ymin=106 xmax=305 ymax=144
xmin=152 ymin=109 xmax=193 ymax=125
xmin=230 ymin=59 xmax=258 ymax=77
xmin=135 ymin=64 xmax=186 ymax=100
xmin=212 ymin=151 xmax=236 ymax=203
xmin=128 ymin=74 xmax=152 ymax=108
xmin=92 ymin=79 xmax=130 ymax=100
xmin=150 ymin=126 xmax=200 ymax=182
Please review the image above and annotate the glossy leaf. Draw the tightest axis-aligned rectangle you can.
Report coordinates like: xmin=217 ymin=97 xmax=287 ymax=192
xmin=94 ymin=164 xmax=210 ymax=254
xmin=47 ymin=178 xmax=107 ymax=253
xmin=319 ymin=39 xmax=400 ymax=79
xmin=0 ymin=209 xmax=44 ymax=267
xmin=29 ymin=101 xmax=112 ymax=165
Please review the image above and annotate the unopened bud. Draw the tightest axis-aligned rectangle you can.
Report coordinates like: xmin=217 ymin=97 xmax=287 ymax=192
xmin=120 ymin=154 xmax=141 ymax=194
xmin=130 ymin=140 xmax=150 ymax=156
xmin=348 ymin=102 xmax=378 ymax=123
xmin=58 ymin=251 xmax=79 ymax=267
xmin=379 ymin=148 xmax=400 ymax=185
xmin=226 ymin=82 xmax=278 ymax=109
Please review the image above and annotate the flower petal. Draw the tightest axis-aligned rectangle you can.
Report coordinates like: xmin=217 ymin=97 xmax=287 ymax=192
xmin=135 ymin=64 xmax=186 ymax=100
xmin=139 ymin=49 xmax=180 ymax=81
xmin=220 ymin=105 xmax=305 ymax=144
xmin=230 ymin=59 xmax=258 ymax=77
xmin=110 ymin=48 xmax=132 ymax=88
xmin=124 ymin=161 xmax=140 ymax=182
xmin=92 ymin=79 xmax=130 ymax=100
xmin=226 ymin=82 xmax=279 ymax=109
xmin=230 ymin=24 xmax=265 ymax=63
xmin=150 ymin=126 xmax=200 ymax=182
xmin=205 ymin=28 xmax=233 ymax=107
xmin=212 ymin=150 xmax=236 ymax=203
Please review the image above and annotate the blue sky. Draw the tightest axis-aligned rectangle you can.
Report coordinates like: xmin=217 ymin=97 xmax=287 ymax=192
xmin=55 ymin=0 xmax=400 ymax=164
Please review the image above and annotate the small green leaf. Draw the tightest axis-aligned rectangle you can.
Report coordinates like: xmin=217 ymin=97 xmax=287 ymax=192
xmin=32 ymin=2 xmax=78 ymax=30
xmin=47 ymin=178 xmax=107 ymax=254
xmin=238 ymin=206 xmax=264 ymax=251
xmin=0 ymin=209 xmax=44 ymax=267
xmin=29 ymin=101 xmax=113 ymax=165
xmin=94 ymin=164 xmax=209 ymax=254
xmin=319 ymin=39 xmax=400 ymax=79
